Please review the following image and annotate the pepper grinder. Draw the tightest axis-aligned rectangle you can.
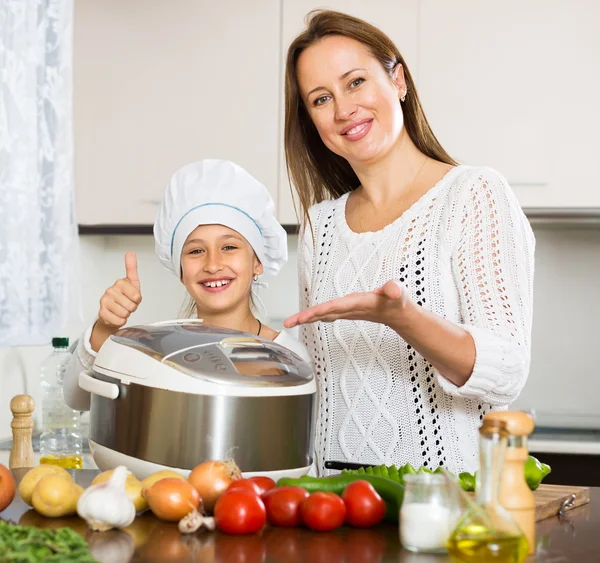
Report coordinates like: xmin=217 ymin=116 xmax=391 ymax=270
xmin=484 ymin=410 xmax=535 ymax=555
xmin=9 ymin=394 xmax=35 ymax=469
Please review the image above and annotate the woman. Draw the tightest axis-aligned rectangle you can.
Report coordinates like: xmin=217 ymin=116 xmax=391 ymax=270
xmin=64 ymin=159 xmax=310 ymax=411
xmin=283 ymin=10 xmax=535 ymax=476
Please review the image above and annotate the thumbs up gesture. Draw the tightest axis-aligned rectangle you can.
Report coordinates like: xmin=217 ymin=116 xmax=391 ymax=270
xmin=97 ymin=251 xmax=143 ymax=329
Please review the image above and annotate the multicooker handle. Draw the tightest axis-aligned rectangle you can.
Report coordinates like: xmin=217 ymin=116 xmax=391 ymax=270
xmin=79 ymin=371 xmax=119 ymax=400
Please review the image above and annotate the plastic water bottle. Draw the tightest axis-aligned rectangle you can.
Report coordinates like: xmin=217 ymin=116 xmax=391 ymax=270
xmin=39 ymin=337 xmax=83 ymax=469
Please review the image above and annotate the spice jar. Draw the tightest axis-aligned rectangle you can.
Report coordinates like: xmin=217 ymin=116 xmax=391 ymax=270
xmin=400 ymin=473 xmax=454 ymax=553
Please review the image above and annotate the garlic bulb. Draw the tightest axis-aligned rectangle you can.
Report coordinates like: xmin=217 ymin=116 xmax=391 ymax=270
xmin=77 ymin=465 xmax=136 ymax=531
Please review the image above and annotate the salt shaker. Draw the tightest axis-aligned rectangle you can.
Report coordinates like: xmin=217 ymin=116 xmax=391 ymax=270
xmin=400 ymin=473 xmax=454 ymax=553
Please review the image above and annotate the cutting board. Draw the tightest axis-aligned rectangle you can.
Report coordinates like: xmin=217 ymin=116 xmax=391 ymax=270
xmin=467 ymin=484 xmax=590 ymax=521
xmin=533 ymin=484 xmax=590 ymax=521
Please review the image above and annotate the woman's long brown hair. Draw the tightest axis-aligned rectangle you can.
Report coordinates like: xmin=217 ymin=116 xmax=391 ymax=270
xmin=284 ymin=10 xmax=457 ymax=227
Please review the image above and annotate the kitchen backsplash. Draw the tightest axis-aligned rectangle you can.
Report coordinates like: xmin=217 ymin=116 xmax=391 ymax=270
xmin=1 ymin=228 xmax=599 ymax=439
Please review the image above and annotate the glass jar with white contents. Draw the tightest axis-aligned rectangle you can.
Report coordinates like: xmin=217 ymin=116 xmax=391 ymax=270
xmin=400 ymin=473 xmax=455 ymax=553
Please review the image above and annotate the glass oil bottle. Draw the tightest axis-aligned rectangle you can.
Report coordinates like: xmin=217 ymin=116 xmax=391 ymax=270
xmin=447 ymin=418 xmax=528 ymax=563
xmin=485 ymin=411 xmax=536 ymax=555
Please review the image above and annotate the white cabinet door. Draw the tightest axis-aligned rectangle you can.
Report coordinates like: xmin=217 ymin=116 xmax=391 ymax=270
xmin=74 ymin=0 xmax=281 ymax=225
xmin=418 ymin=0 xmax=600 ymax=207
xmin=278 ymin=1 xmax=420 ymax=225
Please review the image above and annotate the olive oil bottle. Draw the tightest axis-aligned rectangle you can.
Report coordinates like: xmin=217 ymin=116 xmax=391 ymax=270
xmin=39 ymin=338 xmax=83 ymax=470
xmin=447 ymin=418 xmax=528 ymax=563
xmin=447 ymin=524 xmax=528 ymax=563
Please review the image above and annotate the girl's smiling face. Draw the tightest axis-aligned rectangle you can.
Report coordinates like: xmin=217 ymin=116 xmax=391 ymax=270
xmin=180 ymin=224 xmax=263 ymax=316
xmin=297 ymin=35 xmax=406 ymax=167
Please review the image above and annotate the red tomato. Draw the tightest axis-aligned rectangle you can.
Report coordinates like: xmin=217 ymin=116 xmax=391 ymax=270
xmin=263 ymin=486 xmax=310 ymax=527
xmin=214 ymin=489 xmax=267 ymax=535
xmin=227 ymin=479 xmax=263 ymax=496
xmin=300 ymin=492 xmax=346 ymax=532
xmin=341 ymin=480 xmax=386 ymax=528
xmin=249 ymin=476 xmax=276 ymax=497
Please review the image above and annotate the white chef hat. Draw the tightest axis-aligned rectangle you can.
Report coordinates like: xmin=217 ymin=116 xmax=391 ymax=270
xmin=154 ymin=160 xmax=287 ymax=279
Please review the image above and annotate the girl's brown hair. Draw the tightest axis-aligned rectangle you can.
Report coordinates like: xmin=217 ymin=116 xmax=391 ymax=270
xmin=284 ymin=10 xmax=457 ymax=226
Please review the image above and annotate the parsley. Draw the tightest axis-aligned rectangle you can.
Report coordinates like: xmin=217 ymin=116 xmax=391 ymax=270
xmin=0 ymin=520 xmax=97 ymax=562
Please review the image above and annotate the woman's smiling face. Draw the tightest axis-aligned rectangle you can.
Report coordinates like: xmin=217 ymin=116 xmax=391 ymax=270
xmin=180 ymin=223 xmax=262 ymax=316
xmin=297 ymin=35 xmax=406 ymax=166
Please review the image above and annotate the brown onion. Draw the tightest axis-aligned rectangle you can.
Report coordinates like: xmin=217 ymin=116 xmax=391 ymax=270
xmin=0 ymin=464 xmax=15 ymax=512
xmin=188 ymin=460 xmax=242 ymax=513
xmin=143 ymin=478 xmax=200 ymax=522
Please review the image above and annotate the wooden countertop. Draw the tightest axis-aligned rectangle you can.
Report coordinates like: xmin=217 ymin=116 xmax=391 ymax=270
xmin=1 ymin=469 xmax=598 ymax=562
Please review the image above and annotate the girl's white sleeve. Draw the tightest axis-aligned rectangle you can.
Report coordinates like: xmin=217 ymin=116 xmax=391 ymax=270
xmin=63 ymin=323 xmax=98 ymax=411
xmin=437 ymin=168 xmax=536 ymax=406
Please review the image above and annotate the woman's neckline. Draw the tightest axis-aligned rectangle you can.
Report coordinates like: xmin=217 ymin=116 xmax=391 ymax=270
xmin=336 ymin=164 xmax=468 ymax=240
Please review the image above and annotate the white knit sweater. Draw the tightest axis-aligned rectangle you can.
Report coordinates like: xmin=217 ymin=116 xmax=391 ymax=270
xmin=298 ymin=165 xmax=535 ymax=476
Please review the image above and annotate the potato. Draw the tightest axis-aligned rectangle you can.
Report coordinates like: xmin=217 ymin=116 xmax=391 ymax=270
xmin=141 ymin=470 xmax=186 ymax=491
xmin=92 ymin=469 xmax=148 ymax=512
xmin=31 ymin=473 xmax=84 ymax=518
xmin=19 ymin=465 xmax=72 ymax=506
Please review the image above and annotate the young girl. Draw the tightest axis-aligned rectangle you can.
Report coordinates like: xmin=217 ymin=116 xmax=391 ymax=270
xmin=63 ymin=159 xmax=310 ymax=411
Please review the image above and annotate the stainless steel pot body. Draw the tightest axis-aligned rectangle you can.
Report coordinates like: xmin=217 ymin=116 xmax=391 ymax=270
xmin=89 ymin=371 xmax=315 ymax=472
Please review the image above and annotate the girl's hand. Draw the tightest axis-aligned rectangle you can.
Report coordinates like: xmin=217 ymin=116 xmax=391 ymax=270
xmin=97 ymin=251 xmax=142 ymax=328
xmin=90 ymin=252 xmax=142 ymax=353
xmin=284 ymin=280 xmax=412 ymax=328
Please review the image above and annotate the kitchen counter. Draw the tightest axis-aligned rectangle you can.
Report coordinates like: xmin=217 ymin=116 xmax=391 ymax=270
xmin=0 ymin=434 xmax=98 ymax=470
xmin=1 ymin=469 xmax=598 ymax=562
xmin=529 ymin=427 xmax=600 ymax=455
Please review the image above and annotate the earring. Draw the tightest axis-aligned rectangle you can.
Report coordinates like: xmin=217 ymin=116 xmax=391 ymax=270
xmin=400 ymin=90 xmax=407 ymax=102
xmin=253 ymin=274 xmax=259 ymax=282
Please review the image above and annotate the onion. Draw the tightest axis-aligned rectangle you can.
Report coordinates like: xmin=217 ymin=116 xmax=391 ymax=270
xmin=188 ymin=460 xmax=242 ymax=513
xmin=143 ymin=478 xmax=200 ymax=522
xmin=0 ymin=464 xmax=16 ymax=512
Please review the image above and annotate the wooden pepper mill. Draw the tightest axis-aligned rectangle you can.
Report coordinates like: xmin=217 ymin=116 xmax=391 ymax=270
xmin=9 ymin=394 xmax=35 ymax=469
xmin=484 ymin=410 xmax=536 ymax=555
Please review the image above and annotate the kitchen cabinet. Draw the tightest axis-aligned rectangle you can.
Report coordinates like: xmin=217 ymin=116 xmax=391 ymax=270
xmin=417 ymin=0 xmax=600 ymax=208
xmin=74 ymin=0 xmax=281 ymax=225
xmin=277 ymin=0 xmax=420 ymax=225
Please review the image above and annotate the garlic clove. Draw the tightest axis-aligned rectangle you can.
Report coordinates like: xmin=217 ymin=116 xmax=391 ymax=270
xmin=78 ymin=466 xmax=136 ymax=532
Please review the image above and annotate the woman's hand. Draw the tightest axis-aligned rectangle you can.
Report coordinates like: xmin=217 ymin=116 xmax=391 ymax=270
xmin=286 ymin=279 xmax=476 ymax=387
xmin=90 ymin=252 xmax=142 ymax=351
xmin=284 ymin=280 xmax=412 ymax=328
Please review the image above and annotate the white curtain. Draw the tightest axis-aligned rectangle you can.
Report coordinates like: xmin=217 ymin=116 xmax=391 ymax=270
xmin=0 ymin=0 xmax=78 ymax=346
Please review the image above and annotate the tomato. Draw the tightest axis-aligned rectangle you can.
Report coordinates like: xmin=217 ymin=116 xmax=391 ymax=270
xmin=341 ymin=480 xmax=386 ymax=528
xmin=300 ymin=492 xmax=346 ymax=532
xmin=248 ymin=476 xmax=276 ymax=497
xmin=227 ymin=479 xmax=263 ymax=496
xmin=263 ymin=486 xmax=310 ymax=527
xmin=214 ymin=489 xmax=267 ymax=535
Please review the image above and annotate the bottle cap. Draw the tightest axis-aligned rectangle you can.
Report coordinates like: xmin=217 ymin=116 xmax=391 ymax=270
xmin=484 ymin=411 xmax=535 ymax=437
xmin=52 ymin=337 xmax=70 ymax=348
xmin=480 ymin=417 xmax=508 ymax=438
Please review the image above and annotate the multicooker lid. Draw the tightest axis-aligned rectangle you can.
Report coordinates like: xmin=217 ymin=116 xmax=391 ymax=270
xmin=100 ymin=320 xmax=312 ymax=388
